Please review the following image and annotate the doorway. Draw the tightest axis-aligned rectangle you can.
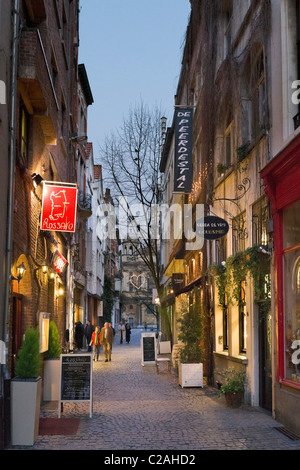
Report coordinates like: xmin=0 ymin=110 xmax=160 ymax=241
xmin=259 ymin=311 xmax=272 ymax=411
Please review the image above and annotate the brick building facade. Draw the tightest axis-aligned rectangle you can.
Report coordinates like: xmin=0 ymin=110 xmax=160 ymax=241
xmin=9 ymin=0 xmax=80 ymax=374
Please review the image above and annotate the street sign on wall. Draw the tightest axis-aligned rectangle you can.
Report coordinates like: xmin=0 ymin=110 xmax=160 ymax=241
xmin=41 ymin=182 xmax=77 ymax=233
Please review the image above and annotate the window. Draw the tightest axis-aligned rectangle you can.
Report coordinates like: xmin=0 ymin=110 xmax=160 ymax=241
xmin=216 ymin=236 xmax=227 ymax=265
xmin=232 ymin=212 xmax=247 ymax=254
xmin=20 ymin=104 xmax=29 ymax=166
xmin=239 ymin=282 xmax=247 ymax=354
xmin=241 ymin=44 xmax=266 ymax=142
xmin=224 ymin=1 xmax=233 ymax=58
xmin=252 ymin=197 xmax=269 ymax=246
xmin=225 ymin=123 xmax=233 ymax=168
xmin=62 ymin=2 xmax=68 ymax=46
xmin=293 ymin=1 xmax=300 ymax=128
xmin=223 ymin=295 xmax=229 ymax=351
xmin=283 ymin=201 xmax=300 ymax=381
xmin=61 ymin=99 xmax=66 ymax=137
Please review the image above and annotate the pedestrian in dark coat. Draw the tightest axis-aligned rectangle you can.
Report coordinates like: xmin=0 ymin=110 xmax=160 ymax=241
xmin=85 ymin=320 xmax=94 ymax=352
xmin=125 ymin=322 xmax=131 ymax=344
xmin=75 ymin=321 xmax=84 ymax=350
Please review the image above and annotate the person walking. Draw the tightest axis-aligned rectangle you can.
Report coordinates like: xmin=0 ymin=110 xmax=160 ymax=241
xmin=109 ymin=322 xmax=115 ymax=350
xmin=125 ymin=322 xmax=131 ymax=344
xmin=90 ymin=326 xmax=101 ymax=361
xmin=100 ymin=322 xmax=114 ymax=362
xmin=85 ymin=320 xmax=94 ymax=352
xmin=75 ymin=321 xmax=84 ymax=350
xmin=118 ymin=321 xmax=125 ymax=344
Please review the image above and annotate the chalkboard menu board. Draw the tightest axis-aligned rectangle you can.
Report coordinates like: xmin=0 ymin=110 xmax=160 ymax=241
xmin=141 ymin=333 xmax=156 ymax=366
xmin=58 ymin=354 xmax=92 ymax=418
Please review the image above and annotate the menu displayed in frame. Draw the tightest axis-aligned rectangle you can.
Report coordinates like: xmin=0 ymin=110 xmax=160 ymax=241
xmin=141 ymin=332 xmax=157 ymax=366
xmin=58 ymin=354 xmax=93 ymax=418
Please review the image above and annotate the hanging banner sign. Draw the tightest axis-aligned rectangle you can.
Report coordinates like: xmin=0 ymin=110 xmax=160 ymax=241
xmin=174 ymin=108 xmax=193 ymax=193
xmin=51 ymin=250 xmax=68 ymax=275
xmin=194 ymin=216 xmax=229 ymax=240
xmin=172 ymin=273 xmax=185 ymax=294
xmin=41 ymin=182 xmax=77 ymax=233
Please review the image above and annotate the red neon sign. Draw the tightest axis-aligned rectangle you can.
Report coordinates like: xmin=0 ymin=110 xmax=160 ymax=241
xmin=41 ymin=183 xmax=77 ymax=233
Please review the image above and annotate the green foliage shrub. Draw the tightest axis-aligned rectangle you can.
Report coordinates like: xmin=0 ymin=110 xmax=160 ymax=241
xmin=177 ymin=302 xmax=202 ymax=364
xmin=15 ymin=328 xmax=42 ymax=379
xmin=44 ymin=321 xmax=62 ymax=359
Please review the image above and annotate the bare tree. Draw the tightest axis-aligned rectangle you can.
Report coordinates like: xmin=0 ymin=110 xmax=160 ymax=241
xmin=101 ymin=101 xmax=171 ymax=337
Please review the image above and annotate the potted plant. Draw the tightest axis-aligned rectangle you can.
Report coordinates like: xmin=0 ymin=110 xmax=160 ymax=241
xmin=177 ymin=300 xmax=203 ymax=388
xmin=11 ymin=328 xmax=43 ymax=446
xmin=218 ymin=367 xmax=246 ymax=408
xmin=43 ymin=321 xmax=62 ymax=401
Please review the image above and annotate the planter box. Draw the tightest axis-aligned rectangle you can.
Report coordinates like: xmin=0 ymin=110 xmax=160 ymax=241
xmin=11 ymin=377 xmax=42 ymax=446
xmin=224 ymin=391 xmax=244 ymax=408
xmin=179 ymin=363 xmax=203 ymax=388
xmin=43 ymin=358 xmax=60 ymax=401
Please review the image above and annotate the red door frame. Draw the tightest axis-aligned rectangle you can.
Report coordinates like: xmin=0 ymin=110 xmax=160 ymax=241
xmin=261 ymin=135 xmax=300 ymax=390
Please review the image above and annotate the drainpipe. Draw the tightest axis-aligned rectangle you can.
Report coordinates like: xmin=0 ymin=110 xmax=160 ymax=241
xmin=1 ymin=0 xmax=20 ymax=386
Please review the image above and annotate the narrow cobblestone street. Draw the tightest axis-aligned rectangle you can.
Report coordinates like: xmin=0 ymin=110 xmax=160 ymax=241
xmin=7 ymin=329 xmax=300 ymax=452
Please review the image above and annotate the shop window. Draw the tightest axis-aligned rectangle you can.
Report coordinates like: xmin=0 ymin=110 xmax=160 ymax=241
xmin=283 ymin=201 xmax=300 ymax=381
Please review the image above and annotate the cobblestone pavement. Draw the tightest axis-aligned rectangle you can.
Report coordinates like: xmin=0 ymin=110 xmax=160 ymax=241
xmin=8 ymin=329 xmax=300 ymax=451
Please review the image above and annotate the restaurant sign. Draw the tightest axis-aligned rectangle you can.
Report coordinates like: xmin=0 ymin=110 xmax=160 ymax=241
xmin=195 ymin=216 xmax=229 ymax=240
xmin=51 ymin=250 xmax=68 ymax=275
xmin=41 ymin=182 xmax=77 ymax=233
xmin=174 ymin=108 xmax=193 ymax=193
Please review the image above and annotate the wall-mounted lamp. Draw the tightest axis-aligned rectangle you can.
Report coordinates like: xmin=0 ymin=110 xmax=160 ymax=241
xmin=57 ymin=285 xmax=64 ymax=297
xmin=69 ymin=132 xmax=88 ymax=143
xmin=31 ymin=173 xmax=44 ymax=188
xmin=42 ymin=264 xmax=48 ymax=274
xmin=16 ymin=262 xmax=26 ymax=281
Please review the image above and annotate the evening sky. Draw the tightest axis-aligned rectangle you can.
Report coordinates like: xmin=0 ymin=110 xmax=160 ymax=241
xmin=78 ymin=0 xmax=191 ymax=164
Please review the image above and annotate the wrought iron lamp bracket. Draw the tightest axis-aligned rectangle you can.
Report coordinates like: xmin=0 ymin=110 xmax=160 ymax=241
xmin=212 ymin=177 xmax=251 ymax=208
